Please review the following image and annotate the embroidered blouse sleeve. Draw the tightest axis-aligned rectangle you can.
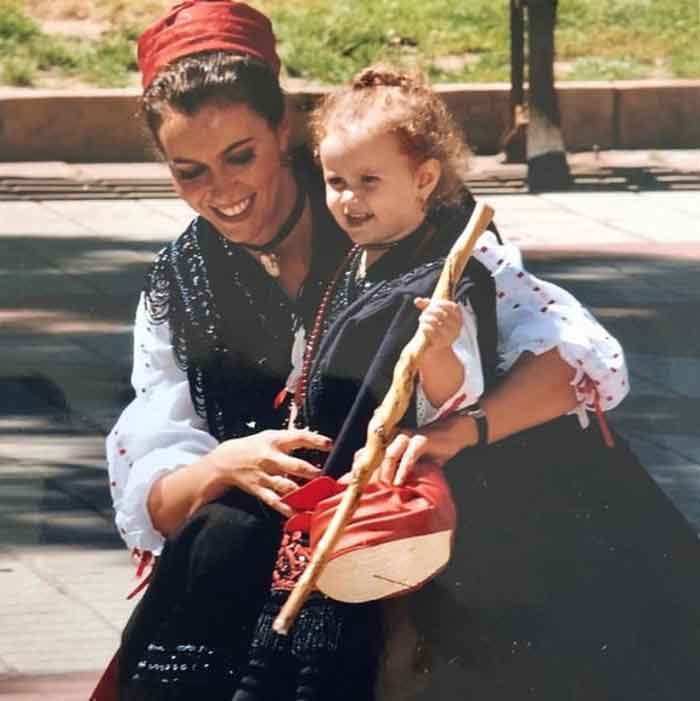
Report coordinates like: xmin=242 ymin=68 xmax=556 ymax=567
xmin=415 ymin=300 xmax=484 ymax=427
xmin=106 ymin=294 xmax=219 ymax=555
xmin=472 ymin=231 xmax=629 ymax=422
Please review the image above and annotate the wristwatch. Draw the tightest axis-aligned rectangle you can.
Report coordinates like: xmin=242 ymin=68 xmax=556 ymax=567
xmin=459 ymin=402 xmax=489 ymax=447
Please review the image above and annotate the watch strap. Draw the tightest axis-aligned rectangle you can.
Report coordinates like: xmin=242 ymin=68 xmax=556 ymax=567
xmin=459 ymin=402 xmax=489 ymax=447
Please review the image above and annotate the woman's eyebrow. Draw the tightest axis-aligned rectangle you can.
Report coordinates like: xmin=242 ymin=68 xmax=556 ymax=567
xmin=223 ymin=137 xmax=254 ymax=154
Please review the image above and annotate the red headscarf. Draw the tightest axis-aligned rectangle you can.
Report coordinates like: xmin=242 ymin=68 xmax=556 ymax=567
xmin=137 ymin=0 xmax=281 ymax=89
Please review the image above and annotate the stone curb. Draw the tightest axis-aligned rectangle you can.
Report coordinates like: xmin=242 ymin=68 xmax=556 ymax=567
xmin=1 ymin=80 xmax=698 ymax=162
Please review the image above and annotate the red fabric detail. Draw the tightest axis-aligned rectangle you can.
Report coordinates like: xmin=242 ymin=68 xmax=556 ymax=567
xmin=308 ymin=467 xmax=456 ymax=562
xmin=89 ymin=650 xmax=119 ymax=701
xmin=284 ymin=511 xmax=312 ymax=533
xmin=578 ymin=375 xmax=615 ymax=449
xmin=273 ymin=386 xmax=288 ymax=410
xmin=126 ymin=550 xmax=155 ymax=600
xmin=271 ymin=531 xmax=312 ymax=591
xmin=137 ymin=1 xmax=280 ymax=88
xmin=135 ymin=550 xmax=153 ymax=578
xmin=281 ymin=475 xmax=345 ymax=511
xmin=127 ymin=573 xmax=153 ymax=601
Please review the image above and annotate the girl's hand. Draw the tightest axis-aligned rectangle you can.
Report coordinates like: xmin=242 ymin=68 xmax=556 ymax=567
xmin=415 ymin=297 xmax=462 ymax=352
xmin=206 ymin=429 xmax=331 ymax=517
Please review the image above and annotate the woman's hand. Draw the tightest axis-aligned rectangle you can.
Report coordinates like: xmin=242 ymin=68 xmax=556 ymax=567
xmin=206 ymin=429 xmax=331 ymax=517
xmin=377 ymin=349 xmax=581 ymax=487
xmin=148 ymin=428 xmax=332 ymax=534
xmin=378 ymin=413 xmax=475 ymax=486
xmin=415 ymin=297 xmax=462 ymax=351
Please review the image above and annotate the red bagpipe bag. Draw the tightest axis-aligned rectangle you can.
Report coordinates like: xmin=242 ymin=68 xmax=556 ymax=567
xmin=279 ymin=467 xmax=457 ymax=602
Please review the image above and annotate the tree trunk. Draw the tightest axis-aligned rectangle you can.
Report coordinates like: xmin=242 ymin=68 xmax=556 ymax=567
xmin=502 ymin=0 xmax=527 ymax=163
xmin=526 ymin=0 xmax=571 ymax=190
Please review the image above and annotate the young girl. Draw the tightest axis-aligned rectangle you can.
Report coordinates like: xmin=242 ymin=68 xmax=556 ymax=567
xmin=231 ymin=66 xmax=500 ymax=701
xmin=294 ymin=67 xmax=488 ymax=438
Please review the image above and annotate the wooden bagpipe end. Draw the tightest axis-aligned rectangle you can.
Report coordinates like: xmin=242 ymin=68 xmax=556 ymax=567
xmin=273 ymin=202 xmax=495 ymax=635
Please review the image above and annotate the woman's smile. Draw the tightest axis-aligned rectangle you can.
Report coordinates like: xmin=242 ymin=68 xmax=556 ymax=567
xmin=209 ymin=193 xmax=256 ymax=223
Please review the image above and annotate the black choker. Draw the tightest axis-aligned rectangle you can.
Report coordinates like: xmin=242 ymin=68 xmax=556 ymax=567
xmin=361 ymin=239 xmax=403 ymax=252
xmin=240 ymin=183 xmax=307 ymax=277
xmin=360 ymin=219 xmax=431 ymax=252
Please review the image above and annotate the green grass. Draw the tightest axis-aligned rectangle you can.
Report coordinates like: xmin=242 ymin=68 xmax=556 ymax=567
xmin=266 ymin=0 xmax=512 ymax=83
xmin=0 ymin=0 xmax=138 ymax=86
xmin=2 ymin=0 xmax=699 ymax=87
xmin=265 ymin=0 xmax=700 ymax=83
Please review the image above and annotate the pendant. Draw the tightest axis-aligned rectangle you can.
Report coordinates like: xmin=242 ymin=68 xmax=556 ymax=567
xmin=356 ymin=249 xmax=368 ymax=283
xmin=287 ymin=400 xmax=299 ymax=430
xmin=259 ymin=252 xmax=280 ymax=277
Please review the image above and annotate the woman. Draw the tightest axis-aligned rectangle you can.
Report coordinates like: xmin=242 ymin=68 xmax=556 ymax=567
xmin=108 ymin=2 xmax=628 ymax=699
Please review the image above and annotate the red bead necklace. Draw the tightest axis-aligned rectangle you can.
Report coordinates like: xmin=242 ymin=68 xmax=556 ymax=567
xmin=293 ymin=244 xmax=362 ymax=417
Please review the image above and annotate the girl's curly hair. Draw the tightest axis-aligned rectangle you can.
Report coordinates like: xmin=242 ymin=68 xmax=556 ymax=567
xmin=310 ymin=66 xmax=470 ymax=213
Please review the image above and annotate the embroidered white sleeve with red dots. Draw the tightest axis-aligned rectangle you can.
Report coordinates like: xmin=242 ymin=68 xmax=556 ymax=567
xmin=472 ymin=231 xmax=629 ymax=422
xmin=106 ymin=294 xmax=219 ymax=554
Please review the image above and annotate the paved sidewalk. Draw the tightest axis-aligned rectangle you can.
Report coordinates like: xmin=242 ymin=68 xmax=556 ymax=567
xmin=1 ymin=150 xmax=699 ymax=698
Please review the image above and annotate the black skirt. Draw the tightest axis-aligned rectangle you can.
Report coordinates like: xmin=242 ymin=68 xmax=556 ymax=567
xmin=408 ymin=415 xmax=700 ymax=700
xmin=117 ymin=489 xmax=382 ymax=701
xmin=118 ymin=416 xmax=700 ymax=700
xmin=118 ymin=489 xmax=282 ymax=700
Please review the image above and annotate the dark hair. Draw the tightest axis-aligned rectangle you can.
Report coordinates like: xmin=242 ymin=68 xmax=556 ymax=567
xmin=310 ymin=66 xmax=470 ymax=212
xmin=141 ymin=50 xmax=285 ymax=146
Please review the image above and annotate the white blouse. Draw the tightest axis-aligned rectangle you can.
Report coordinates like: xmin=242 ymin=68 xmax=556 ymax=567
xmin=107 ymin=230 xmax=629 ymax=554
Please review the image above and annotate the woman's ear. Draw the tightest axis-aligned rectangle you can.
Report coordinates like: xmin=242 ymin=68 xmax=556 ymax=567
xmin=416 ymin=158 xmax=442 ymax=202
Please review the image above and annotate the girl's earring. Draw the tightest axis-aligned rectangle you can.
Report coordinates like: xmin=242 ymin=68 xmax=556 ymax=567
xmin=280 ymin=151 xmax=293 ymax=167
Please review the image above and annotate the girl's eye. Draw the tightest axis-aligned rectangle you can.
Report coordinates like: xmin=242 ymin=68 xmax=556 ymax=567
xmin=361 ymin=175 xmax=379 ymax=185
xmin=326 ymin=177 xmax=345 ymax=190
xmin=228 ymin=148 xmax=255 ymax=166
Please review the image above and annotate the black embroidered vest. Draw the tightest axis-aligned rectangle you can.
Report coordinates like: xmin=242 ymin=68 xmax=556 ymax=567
xmin=303 ymin=206 xmax=500 ymax=479
xmin=142 ymin=158 xmax=348 ymax=442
